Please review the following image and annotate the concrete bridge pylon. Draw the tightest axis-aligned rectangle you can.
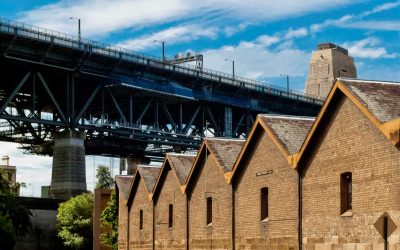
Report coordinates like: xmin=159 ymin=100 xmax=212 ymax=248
xmin=50 ymin=130 xmax=87 ymax=199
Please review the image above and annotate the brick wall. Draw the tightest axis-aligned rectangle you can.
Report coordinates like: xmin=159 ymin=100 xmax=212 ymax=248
xmin=189 ymin=154 xmax=232 ymax=249
xmin=93 ymin=189 xmax=112 ymax=250
xmin=302 ymin=96 xmax=400 ymax=250
xmin=234 ymin=130 xmax=298 ymax=250
xmin=154 ymin=169 xmax=187 ymax=250
xmin=129 ymin=180 xmax=154 ymax=250
xmin=118 ymin=194 xmax=129 ymax=250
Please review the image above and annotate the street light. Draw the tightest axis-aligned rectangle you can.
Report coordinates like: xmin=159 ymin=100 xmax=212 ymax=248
xmin=26 ymin=183 xmax=34 ymax=197
xmin=69 ymin=17 xmax=81 ymax=42
xmin=280 ymin=74 xmax=290 ymax=91
xmin=225 ymin=59 xmax=235 ymax=79
xmin=153 ymin=40 xmax=165 ymax=62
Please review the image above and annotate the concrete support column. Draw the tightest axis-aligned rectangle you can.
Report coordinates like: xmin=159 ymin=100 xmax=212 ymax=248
xmin=50 ymin=130 xmax=86 ymax=199
xmin=126 ymin=157 xmax=150 ymax=175
xmin=225 ymin=106 xmax=232 ymax=138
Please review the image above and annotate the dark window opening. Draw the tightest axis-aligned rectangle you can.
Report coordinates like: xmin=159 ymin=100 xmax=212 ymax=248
xmin=139 ymin=210 xmax=143 ymax=230
xmin=340 ymin=172 xmax=352 ymax=214
xmin=168 ymin=204 xmax=173 ymax=228
xmin=206 ymin=197 xmax=212 ymax=225
xmin=261 ymin=187 xmax=268 ymax=221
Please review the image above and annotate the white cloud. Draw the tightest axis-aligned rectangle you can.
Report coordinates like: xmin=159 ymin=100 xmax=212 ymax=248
xmin=310 ymin=15 xmax=353 ymax=33
xmin=18 ymin=0 xmax=356 ymax=38
xmin=358 ymin=63 xmax=400 ymax=82
xmin=0 ymin=141 xmax=120 ymax=197
xmin=284 ymin=27 xmax=308 ymax=39
xmin=223 ymin=23 xmax=249 ymax=37
xmin=343 ymin=37 xmax=397 ymax=59
xmin=360 ymin=1 xmax=400 ymax=17
xmin=202 ymin=35 xmax=309 ymax=80
xmin=310 ymin=1 xmax=400 ymax=33
xmin=341 ymin=20 xmax=400 ymax=31
xmin=255 ymin=35 xmax=281 ymax=47
xmin=117 ymin=25 xmax=218 ymax=51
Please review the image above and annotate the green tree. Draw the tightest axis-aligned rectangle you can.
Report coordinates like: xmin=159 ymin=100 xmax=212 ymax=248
xmin=100 ymin=190 xmax=118 ymax=249
xmin=0 ymin=214 xmax=16 ymax=250
xmin=96 ymin=165 xmax=114 ymax=189
xmin=56 ymin=192 xmax=93 ymax=249
xmin=0 ymin=169 xmax=31 ymax=249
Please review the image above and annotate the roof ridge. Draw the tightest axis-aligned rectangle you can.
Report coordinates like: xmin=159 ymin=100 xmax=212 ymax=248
xmin=204 ymin=138 xmax=245 ymax=142
xmin=338 ymin=77 xmax=400 ymax=85
xmin=258 ymin=114 xmax=316 ymax=120
xmin=167 ymin=153 xmax=196 ymax=157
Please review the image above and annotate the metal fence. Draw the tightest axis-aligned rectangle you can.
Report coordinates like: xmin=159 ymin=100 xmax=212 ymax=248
xmin=0 ymin=17 xmax=323 ymax=104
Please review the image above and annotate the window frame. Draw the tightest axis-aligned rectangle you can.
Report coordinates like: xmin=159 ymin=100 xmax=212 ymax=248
xmin=206 ymin=197 xmax=212 ymax=226
xmin=139 ymin=209 xmax=143 ymax=230
xmin=168 ymin=204 xmax=173 ymax=228
xmin=340 ymin=172 xmax=352 ymax=214
xmin=260 ymin=187 xmax=269 ymax=222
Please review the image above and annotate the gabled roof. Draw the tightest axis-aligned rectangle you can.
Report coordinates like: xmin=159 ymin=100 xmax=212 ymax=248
xmin=127 ymin=166 xmax=161 ymax=206
xmin=115 ymin=175 xmax=133 ymax=201
xmin=345 ymin=79 xmax=400 ymax=123
xmin=185 ymin=138 xmax=245 ymax=193
xmin=152 ymin=153 xmax=195 ymax=199
xmin=259 ymin=115 xmax=315 ymax=155
xmin=295 ymin=78 xmax=400 ymax=170
xmin=229 ymin=114 xmax=314 ymax=184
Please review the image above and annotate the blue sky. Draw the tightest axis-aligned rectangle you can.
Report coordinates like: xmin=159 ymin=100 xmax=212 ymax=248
xmin=0 ymin=0 xmax=399 ymax=196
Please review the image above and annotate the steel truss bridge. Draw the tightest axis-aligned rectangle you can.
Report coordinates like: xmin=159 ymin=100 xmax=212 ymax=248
xmin=0 ymin=17 xmax=323 ymax=157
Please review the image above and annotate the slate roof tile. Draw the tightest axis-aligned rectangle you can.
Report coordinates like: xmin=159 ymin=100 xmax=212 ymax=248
xmin=205 ymin=138 xmax=245 ymax=172
xmin=115 ymin=175 xmax=133 ymax=200
xmin=340 ymin=78 xmax=400 ymax=123
xmin=259 ymin=115 xmax=315 ymax=155
xmin=166 ymin=153 xmax=196 ymax=185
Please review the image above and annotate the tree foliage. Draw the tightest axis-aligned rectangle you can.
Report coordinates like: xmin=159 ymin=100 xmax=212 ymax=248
xmin=96 ymin=165 xmax=114 ymax=189
xmin=100 ymin=190 xmax=118 ymax=249
xmin=0 ymin=169 xmax=32 ymax=249
xmin=56 ymin=192 xmax=93 ymax=249
xmin=0 ymin=214 xmax=16 ymax=250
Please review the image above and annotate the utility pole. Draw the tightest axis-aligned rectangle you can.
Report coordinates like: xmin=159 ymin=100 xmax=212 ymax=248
xmin=225 ymin=59 xmax=235 ymax=79
xmin=153 ymin=40 xmax=165 ymax=62
xmin=280 ymin=74 xmax=290 ymax=91
xmin=69 ymin=17 xmax=81 ymax=43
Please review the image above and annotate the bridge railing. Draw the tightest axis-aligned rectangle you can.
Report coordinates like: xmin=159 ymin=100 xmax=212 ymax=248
xmin=0 ymin=17 xmax=323 ymax=105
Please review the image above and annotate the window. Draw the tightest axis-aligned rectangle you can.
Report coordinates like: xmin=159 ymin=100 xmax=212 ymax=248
xmin=206 ymin=197 xmax=212 ymax=225
xmin=340 ymin=172 xmax=352 ymax=214
xmin=261 ymin=187 xmax=268 ymax=221
xmin=168 ymin=204 xmax=173 ymax=228
xmin=139 ymin=210 xmax=143 ymax=230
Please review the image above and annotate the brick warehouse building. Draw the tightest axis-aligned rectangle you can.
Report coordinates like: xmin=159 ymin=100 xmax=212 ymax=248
xmin=229 ymin=115 xmax=314 ymax=250
xmin=118 ymin=78 xmax=400 ymax=249
xmin=116 ymin=175 xmax=134 ymax=250
xmin=152 ymin=153 xmax=196 ymax=250
xmin=295 ymin=78 xmax=400 ymax=250
xmin=185 ymin=138 xmax=244 ymax=249
xmin=127 ymin=166 xmax=161 ymax=249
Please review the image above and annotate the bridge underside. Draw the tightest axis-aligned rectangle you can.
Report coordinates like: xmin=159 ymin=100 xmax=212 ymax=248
xmin=0 ymin=19 xmax=322 ymax=158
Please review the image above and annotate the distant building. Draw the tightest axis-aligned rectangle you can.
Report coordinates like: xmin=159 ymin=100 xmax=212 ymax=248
xmin=0 ymin=155 xmax=19 ymax=195
xmin=41 ymin=186 xmax=51 ymax=198
xmin=305 ymin=43 xmax=356 ymax=99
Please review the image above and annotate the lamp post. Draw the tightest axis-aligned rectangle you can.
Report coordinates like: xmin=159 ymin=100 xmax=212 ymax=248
xmin=280 ymin=74 xmax=290 ymax=91
xmin=26 ymin=183 xmax=34 ymax=197
xmin=69 ymin=17 xmax=81 ymax=43
xmin=225 ymin=59 xmax=235 ymax=79
xmin=153 ymin=40 xmax=165 ymax=62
